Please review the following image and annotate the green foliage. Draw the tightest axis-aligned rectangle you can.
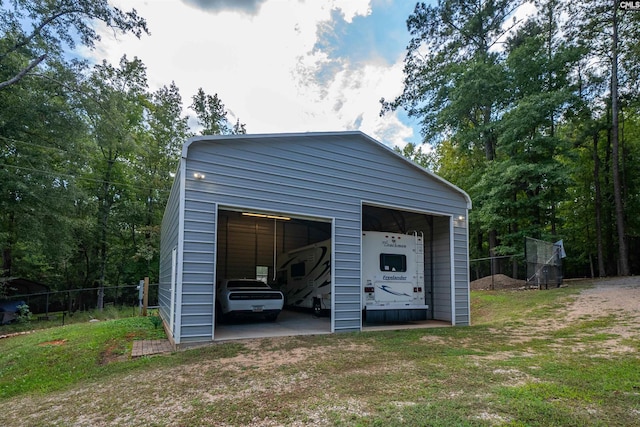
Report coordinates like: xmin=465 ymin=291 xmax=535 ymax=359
xmin=0 ymin=0 xmax=148 ymax=90
xmin=149 ymin=313 xmax=163 ymax=329
xmin=14 ymin=303 xmax=32 ymax=324
xmin=190 ymin=87 xmax=246 ymax=135
xmin=389 ymin=0 xmax=640 ymax=274
xmin=0 ymin=9 xmax=238 ymax=299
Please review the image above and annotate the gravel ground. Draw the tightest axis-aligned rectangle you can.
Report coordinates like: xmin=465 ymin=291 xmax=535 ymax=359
xmin=565 ymin=276 xmax=640 ymax=323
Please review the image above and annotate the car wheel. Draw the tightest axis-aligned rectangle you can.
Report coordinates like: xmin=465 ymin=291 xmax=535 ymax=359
xmin=215 ymin=302 xmax=227 ymax=324
xmin=265 ymin=313 xmax=278 ymax=322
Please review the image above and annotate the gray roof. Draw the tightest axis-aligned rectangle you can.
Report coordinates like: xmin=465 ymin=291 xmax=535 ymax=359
xmin=182 ymin=131 xmax=472 ymax=209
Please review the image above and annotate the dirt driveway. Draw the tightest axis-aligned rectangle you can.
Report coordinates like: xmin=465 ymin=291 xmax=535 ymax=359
xmin=565 ymin=276 xmax=640 ymax=325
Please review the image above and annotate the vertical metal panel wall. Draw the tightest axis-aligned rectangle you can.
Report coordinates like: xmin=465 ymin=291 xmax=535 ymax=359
xmin=431 ymin=216 xmax=453 ymax=321
xmin=179 ymin=195 xmax=216 ymax=343
xmin=159 ymin=166 xmax=182 ymax=339
xmin=453 ymin=219 xmax=470 ymax=325
xmin=162 ymin=132 xmax=470 ymax=344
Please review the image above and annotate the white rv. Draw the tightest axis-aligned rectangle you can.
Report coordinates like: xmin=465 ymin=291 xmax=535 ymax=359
xmin=361 ymin=231 xmax=428 ymax=322
xmin=277 ymin=239 xmax=331 ymax=315
xmin=278 ymin=231 xmax=428 ymax=321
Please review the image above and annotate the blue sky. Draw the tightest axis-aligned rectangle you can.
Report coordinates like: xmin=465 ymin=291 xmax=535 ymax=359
xmin=89 ymin=0 xmax=424 ymax=148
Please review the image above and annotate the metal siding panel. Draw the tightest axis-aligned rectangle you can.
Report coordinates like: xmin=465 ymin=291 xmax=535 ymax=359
xmin=181 ymin=324 xmax=213 ymax=338
xmin=335 ymin=302 xmax=361 ymax=312
xmin=432 ymin=216 xmax=452 ymax=321
xmin=183 ymin=241 xmax=215 ymax=253
xmin=453 ymin=223 xmax=470 ymax=325
xmin=159 ymin=165 xmax=183 ymax=339
xmin=220 ymin=218 xmax=276 ymax=281
xmin=182 ymin=294 xmax=214 ymax=304
xmin=179 ymin=188 xmax=216 ymax=343
xmin=182 ymin=272 xmax=214 ymax=284
xmin=188 ymin=139 xmax=467 ymax=211
xmin=331 ymin=219 xmax=362 ymax=331
xmin=183 ymin=252 xmax=216 ymax=263
xmin=187 ymin=136 xmax=467 ymax=216
xmin=182 ymin=283 xmax=216 ymax=293
xmin=333 ymin=319 xmax=361 ymax=331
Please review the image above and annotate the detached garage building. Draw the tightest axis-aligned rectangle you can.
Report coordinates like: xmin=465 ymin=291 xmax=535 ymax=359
xmin=159 ymin=131 xmax=471 ymax=347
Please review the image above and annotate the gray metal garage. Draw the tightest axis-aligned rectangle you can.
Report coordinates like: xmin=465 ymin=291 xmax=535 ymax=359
xmin=159 ymin=131 xmax=471 ymax=347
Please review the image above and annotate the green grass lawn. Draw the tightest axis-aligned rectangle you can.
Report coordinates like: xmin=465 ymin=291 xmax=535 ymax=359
xmin=0 ymin=313 xmax=168 ymax=399
xmin=1 ymin=280 xmax=639 ymax=426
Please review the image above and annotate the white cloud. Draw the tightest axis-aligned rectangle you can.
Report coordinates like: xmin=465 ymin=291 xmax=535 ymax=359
xmin=85 ymin=0 xmax=414 ymax=148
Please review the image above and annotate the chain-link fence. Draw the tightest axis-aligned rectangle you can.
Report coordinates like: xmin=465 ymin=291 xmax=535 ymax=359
xmin=469 ymin=255 xmax=525 ymax=282
xmin=1 ymin=283 xmax=159 ymax=317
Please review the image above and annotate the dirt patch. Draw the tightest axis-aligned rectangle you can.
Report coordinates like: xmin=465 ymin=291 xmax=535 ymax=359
xmin=470 ymin=274 xmax=530 ymax=290
xmin=181 ymin=339 xmax=375 ymax=375
xmin=485 ymin=277 xmax=640 ymax=352
xmin=99 ymin=339 xmax=128 ymax=365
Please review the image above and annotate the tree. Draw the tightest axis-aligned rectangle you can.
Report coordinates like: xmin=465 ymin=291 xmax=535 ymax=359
xmin=78 ymin=55 xmax=148 ymax=309
xmin=0 ymin=53 xmax=86 ymax=283
xmin=483 ymin=0 xmax=578 ymax=255
xmin=190 ymin=88 xmax=246 ymax=135
xmin=567 ymin=0 xmax=640 ymax=275
xmin=393 ymin=142 xmax=435 ymax=170
xmin=382 ymin=0 xmax=521 ymax=271
xmin=0 ymin=0 xmax=148 ymax=89
xmin=131 ymin=82 xmax=190 ymax=280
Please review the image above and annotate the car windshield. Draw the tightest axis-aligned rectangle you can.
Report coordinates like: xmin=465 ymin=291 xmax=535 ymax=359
xmin=227 ymin=280 xmax=270 ymax=289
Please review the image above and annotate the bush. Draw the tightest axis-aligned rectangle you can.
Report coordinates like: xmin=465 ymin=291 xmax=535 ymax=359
xmin=15 ymin=304 xmax=32 ymax=324
xmin=150 ymin=316 xmax=162 ymax=329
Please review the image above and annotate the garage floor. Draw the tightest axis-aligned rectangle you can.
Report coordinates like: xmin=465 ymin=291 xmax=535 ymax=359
xmin=214 ymin=309 xmax=451 ymax=341
xmin=214 ymin=309 xmax=331 ymax=341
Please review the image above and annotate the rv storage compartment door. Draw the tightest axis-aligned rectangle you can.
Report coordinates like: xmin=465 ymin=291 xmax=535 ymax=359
xmin=374 ymin=280 xmax=414 ymax=303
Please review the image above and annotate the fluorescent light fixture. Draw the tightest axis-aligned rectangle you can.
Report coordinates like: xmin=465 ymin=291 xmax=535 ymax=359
xmin=193 ymin=172 xmax=205 ymax=179
xmin=242 ymin=212 xmax=291 ymax=221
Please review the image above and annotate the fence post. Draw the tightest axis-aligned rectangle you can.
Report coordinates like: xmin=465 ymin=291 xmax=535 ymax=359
xmin=138 ymin=280 xmax=144 ymax=314
xmin=142 ymin=277 xmax=149 ymax=316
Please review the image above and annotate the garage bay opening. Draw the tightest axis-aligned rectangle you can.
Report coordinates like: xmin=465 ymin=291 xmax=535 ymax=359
xmin=214 ymin=209 xmax=332 ymax=339
xmin=361 ymin=204 xmax=452 ymax=326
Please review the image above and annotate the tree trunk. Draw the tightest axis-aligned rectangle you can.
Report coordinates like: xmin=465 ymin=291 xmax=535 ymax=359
xmin=2 ymin=211 xmax=15 ymax=277
xmin=97 ymin=157 xmax=116 ymax=310
xmin=611 ymin=5 xmax=629 ymax=276
xmin=592 ymin=132 xmax=606 ymax=277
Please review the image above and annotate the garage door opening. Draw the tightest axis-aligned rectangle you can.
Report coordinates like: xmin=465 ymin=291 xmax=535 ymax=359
xmin=362 ymin=204 xmax=452 ymax=328
xmin=214 ymin=208 xmax=332 ymax=340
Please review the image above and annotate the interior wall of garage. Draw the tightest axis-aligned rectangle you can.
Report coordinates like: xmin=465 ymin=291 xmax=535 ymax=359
xmin=216 ymin=210 xmax=331 ymax=284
